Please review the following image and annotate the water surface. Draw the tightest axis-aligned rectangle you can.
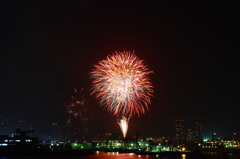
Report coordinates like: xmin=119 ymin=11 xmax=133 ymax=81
xmin=1 ymin=152 xmax=240 ymax=159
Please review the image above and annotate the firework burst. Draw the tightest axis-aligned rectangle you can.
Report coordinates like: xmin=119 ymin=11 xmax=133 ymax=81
xmin=91 ymin=51 xmax=154 ymax=118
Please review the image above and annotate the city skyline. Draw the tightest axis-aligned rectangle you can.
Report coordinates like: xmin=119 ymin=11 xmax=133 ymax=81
xmin=0 ymin=111 xmax=238 ymax=140
xmin=1 ymin=1 xmax=240 ymax=138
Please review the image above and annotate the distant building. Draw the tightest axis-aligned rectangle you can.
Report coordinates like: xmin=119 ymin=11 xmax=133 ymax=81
xmin=212 ymin=132 xmax=217 ymax=141
xmin=173 ymin=117 xmax=203 ymax=144
xmin=49 ymin=122 xmax=64 ymax=141
xmin=0 ymin=116 xmax=11 ymax=135
xmin=0 ymin=135 xmax=39 ymax=152
xmin=232 ymin=132 xmax=238 ymax=141
xmin=186 ymin=129 xmax=194 ymax=142
xmin=0 ymin=128 xmax=39 ymax=153
xmin=193 ymin=118 xmax=203 ymax=142
xmin=173 ymin=118 xmax=185 ymax=144
xmin=17 ymin=120 xmax=25 ymax=129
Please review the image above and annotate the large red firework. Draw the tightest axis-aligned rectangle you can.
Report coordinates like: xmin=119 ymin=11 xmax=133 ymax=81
xmin=91 ymin=51 xmax=154 ymax=118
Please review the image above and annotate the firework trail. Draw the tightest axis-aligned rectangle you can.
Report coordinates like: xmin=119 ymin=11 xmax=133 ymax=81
xmin=91 ymin=51 xmax=153 ymax=137
xmin=118 ymin=117 xmax=129 ymax=138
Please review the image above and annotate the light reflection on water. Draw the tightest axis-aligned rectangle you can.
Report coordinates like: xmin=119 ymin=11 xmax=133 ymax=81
xmin=91 ymin=152 xmax=153 ymax=159
xmin=181 ymin=154 xmax=186 ymax=159
xmin=1 ymin=152 xmax=240 ymax=159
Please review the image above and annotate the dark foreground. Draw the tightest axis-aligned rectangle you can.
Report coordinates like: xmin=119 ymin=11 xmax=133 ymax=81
xmin=1 ymin=152 xmax=240 ymax=159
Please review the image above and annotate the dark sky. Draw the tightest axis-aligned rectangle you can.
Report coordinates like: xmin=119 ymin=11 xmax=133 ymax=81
xmin=0 ymin=1 xmax=240 ymax=138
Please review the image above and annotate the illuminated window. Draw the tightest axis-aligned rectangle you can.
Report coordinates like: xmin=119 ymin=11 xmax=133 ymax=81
xmin=0 ymin=143 xmax=8 ymax=146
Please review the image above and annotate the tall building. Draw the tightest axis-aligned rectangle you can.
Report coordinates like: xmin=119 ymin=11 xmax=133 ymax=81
xmin=232 ymin=132 xmax=238 ymax=141
xmin=193 ymin=118 xmax=203 ymax=142
xmin=49 ymin=122 xmax=64 ymax=141
xmin=0 ymin=115 xmax=11 ymax=135
xmin=186 ymin=129 xmax=194 ymax=142
xmin=173 ymin=117 xmax=203 ymax=144
xmin=17 ymin=120 xmax=25 ymax=129
xmin=173 ymin=118 xmax=185 ymax=144
xmin=212 ymin=132 xmax=217 ymax=141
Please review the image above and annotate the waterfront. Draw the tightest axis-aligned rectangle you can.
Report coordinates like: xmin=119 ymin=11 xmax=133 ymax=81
xmin=1 ymin=152 xmax=240 ymax=159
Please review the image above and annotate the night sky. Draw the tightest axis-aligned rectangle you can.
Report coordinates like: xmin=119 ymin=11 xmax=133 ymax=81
xmin=1 ymin=1 xmax=240 ymax=139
